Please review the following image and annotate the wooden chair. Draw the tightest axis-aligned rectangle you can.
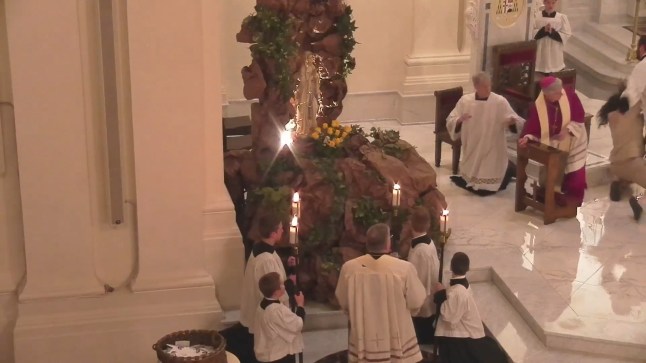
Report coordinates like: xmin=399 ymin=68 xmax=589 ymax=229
xmin=433 ymin=87 xmax=464 ymax=175
xmin=491 ymin=40 xmax=538 ymax=118
xmin=515 ymin=115 xmax=592 ymax=225
xmin=223 ymin=116 xmax=252 ymax=153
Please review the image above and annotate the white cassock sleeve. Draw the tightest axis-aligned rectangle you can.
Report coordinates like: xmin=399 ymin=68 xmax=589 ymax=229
xmin=408 ymin=252 xmax=431 ymax=295
xmin=446 ymin=97 xmax=466 ymax=141
xmin=404 ymin=263 xmax=428 ymax=312
xmin=439 ymin=287 xmax=469 ymax=325
xmin=554 ymin=13 xmax=572 ymax=46
xmin=267 ymin=305 xmax=304 ymax=343
xmin=499 ymin=96 xmax=526 ymax=133
xmin=622 ymin=62 xmax=646 ymax=112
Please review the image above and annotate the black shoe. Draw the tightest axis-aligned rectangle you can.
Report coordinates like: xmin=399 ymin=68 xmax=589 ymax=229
xmin=610 ymin=181 xmax=622 ymax=201
xmin=629 ymin=197 xmax=642 ymax=221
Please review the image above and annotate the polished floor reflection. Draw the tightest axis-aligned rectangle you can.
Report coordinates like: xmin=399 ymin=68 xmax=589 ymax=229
xmin=346 ymin=105 xmax=646 ymax=361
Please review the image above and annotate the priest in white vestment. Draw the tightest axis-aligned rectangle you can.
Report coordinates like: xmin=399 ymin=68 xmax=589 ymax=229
xmin=446 ymin=72 xmax=524 ymax=196
xmin=335 ymin=223 xmax=427 ymax=363
xmin=434 ymin=252 xmax=507 ymax=363
xmin=534 ymin=0 xmax=571 ymax=74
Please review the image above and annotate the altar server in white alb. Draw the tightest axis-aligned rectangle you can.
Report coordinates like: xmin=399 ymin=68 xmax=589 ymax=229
xmin=336 ymin=223 xmax=427 ymax=363
xmin=240 ymin=215 xmax=296 ymax=332
xmin=407 ymin=207 xmax=440 ymax=345
xmin=254 ymin=272 xmax=305 ymax=363
xmin=534 ymin=0 xmax=571 ymax=74
xmin=446 ymin=72 xmax=524 ymax=196
xmin=434 ymin=252 xmax=507 ymax=363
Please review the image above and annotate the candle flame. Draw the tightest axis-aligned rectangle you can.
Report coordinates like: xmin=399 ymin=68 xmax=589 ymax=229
xmin=393 ymin=183 xmax=401 ymax=190
xmin=442 ymin=209 xmax=450 ymax=216
xmin=291 ymin=215 xmax=298 ymax=227
xmin=292 ymin=192 xmax=300 ymax=203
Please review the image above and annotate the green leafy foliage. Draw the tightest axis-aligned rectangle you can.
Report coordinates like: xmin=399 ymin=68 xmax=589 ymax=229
xmin=248 ymin=186 xmax=292 ymax=220
xmin=246 ymin=7 xmax=297 ymax=101
xmin=336 ymin=6 xmax=358 ymax=78
xmin=353 ymin=197 xmax=389 ymax=228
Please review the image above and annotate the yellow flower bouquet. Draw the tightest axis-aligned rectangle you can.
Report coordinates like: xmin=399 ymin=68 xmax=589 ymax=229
xmin=309 ymin=120 xmax=354 ymax=156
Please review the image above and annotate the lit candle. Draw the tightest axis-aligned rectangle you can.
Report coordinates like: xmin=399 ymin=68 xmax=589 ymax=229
xmin=441 ymin=209 xmax=449 ymax=232
xmin=289 ymin=216 xmax=298 ymax=245
xmin=392 ymin=183 xmax=401 ymax=207
xmin=292 ymin=192 xmax=300 ymax=217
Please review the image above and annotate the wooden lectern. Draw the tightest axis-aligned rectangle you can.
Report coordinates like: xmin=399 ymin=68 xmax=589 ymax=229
xmin=515 ymin=141 xmax=577 ymax=225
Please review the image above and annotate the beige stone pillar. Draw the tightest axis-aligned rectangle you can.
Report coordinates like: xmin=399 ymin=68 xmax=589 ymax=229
xmin=5 ymin=0 xmax=105 ymax=301
xmin=127 ymin=0 xmax=218 ymax=293
xmin=401 ymin=0 xmax=471 ymax=124
xmin=200 ymin=0 xmax=244 ymax=310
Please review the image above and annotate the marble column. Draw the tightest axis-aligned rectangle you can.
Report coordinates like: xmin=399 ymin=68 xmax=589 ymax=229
xmin=127 ymin=0 xmax=218 ymax=293
xmin=200 ymin=0 xmax=244 ymax=310
xmin=5 ymin=0 xmax=105 ymax=302
xmin=400 ymin=0 xmax=471 ymax=124
xmin=8 ymin=1 xmax=225 ymax=362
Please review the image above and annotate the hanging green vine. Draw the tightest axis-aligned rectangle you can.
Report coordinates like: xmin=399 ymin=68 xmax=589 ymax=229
xmin=336 ymin=6 xmax=358 ymax=78
xmin=245 ymin=7 xmax=297 ymax=101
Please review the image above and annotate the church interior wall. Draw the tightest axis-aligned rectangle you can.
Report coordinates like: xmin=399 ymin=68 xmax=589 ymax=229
xmin=0 ymin=0 xmax=24 ymax=358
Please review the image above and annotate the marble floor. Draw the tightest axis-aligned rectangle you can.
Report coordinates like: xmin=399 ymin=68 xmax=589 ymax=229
xmin=296 ymin=97 xmax=646 ymax=362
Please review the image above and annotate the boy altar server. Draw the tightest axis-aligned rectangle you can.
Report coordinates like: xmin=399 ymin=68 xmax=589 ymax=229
xmin=254 ymin=272 xmax=305 ymax=363
xmin=407 ymin=207 xmax=440 ymax=344
xmin=237 ymin=215 xmax=296 ymax=363
xmin=240 ymin=215 xmax=295 ymax=331
xmin=434 ymin=252 xmax=507 ymax=363
xmin=534 ymin=0 xmax=571 ymax=74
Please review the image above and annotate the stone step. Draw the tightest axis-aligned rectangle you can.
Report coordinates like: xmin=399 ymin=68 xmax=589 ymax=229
xmin=564 ymin=44 xmax=626 ymax=99
xmin=584 ymin=22 xmax=634 ymax=55
xmin=568 ymin=32 xmax=632 ymax=74
xmin=471 ymin=280 xmax=639 ymax=363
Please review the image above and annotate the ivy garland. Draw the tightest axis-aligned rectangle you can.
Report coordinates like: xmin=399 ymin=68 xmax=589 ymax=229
xmin=246 ymin=7 xmax=298 ymax=101
xmin=243 ymin=4 xmax=357 ymax=101
xmin=336 ymin=6 xmax=358 ymax=78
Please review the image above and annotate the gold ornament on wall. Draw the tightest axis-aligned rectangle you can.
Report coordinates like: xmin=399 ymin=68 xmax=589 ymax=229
xmin=493 ymin=0 xmax=526 ymax=28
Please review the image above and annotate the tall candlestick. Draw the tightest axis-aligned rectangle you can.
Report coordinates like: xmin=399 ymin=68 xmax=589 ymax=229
xmin=289 ymin=215 xmax=298 ymax=245
xmin=392 ymin=183 xmax=401 ymax=207
xmin=292 ymin=192 xmax=300 ymax=217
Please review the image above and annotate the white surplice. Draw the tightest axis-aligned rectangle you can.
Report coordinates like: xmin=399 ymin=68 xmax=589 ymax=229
xmin=336 ymin=254 xmax=427 ymax=363
xmin=446 ymin=92 xmax=524 ymax=191
xmin=253 ymin=301 xmax=304 ymax=362
xmin=407 ymin=237 xmax=440 ymax=318
xmin=622 ymin=57 xmax=646 ymax=115
xmin=534 ymin=12 xmax=571 ymax=73
xmin=240 ymin=248 xmax=288 ymax=332
xmin=435 ymin=279 xmax=485 ymax=339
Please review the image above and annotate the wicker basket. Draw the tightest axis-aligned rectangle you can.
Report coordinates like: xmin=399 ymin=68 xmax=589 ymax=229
xmin=153 ymin=329 xmax=227 ymax=363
